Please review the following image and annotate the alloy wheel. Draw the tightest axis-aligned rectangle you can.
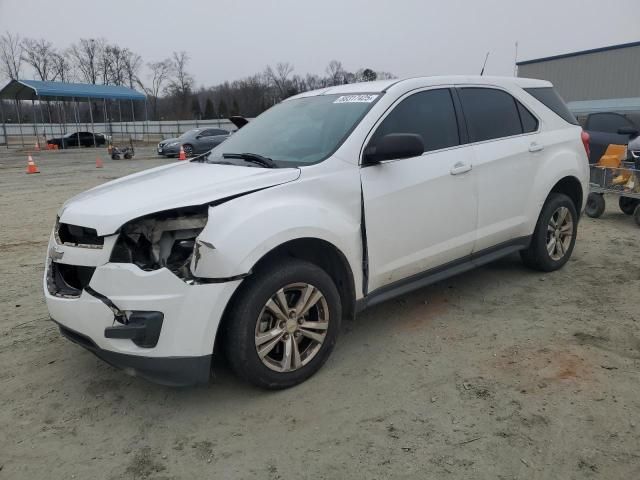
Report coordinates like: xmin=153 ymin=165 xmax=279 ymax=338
xmin=254 ymin=282 xmax=329 ymax=373
xmin=546 ymin=206 xmax=573 ymax=261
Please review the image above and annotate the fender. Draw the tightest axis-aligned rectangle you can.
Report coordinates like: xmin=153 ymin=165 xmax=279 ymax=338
xmin=525 ymin=128 xmax=589 ymax=233
xmin=192 ymin=162 xmax=366 ymax=297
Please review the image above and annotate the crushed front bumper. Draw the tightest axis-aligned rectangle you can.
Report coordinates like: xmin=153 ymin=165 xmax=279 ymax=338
xmin=55 ymin=320 xmax=212 ymax=386
xmin=44 ymin=234 xmax=242 ymax=386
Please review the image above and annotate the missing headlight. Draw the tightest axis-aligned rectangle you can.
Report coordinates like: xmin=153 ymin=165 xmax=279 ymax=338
xmin=110 ymin=206 xmax=208 ymax=280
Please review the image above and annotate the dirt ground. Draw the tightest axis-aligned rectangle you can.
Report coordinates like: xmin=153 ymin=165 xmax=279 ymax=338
xmin=0 ymin=146 xmax=639 ymax=480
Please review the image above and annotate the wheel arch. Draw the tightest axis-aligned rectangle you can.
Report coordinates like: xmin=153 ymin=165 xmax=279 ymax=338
xmin=215 ymin=237 xmax=357 ymax=353
xmin=548 ymin=175 xmax=583 ymax=215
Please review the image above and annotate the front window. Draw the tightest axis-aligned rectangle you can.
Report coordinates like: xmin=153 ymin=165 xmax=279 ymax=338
xmin=205 ymin=93 xmax=380 ymax=167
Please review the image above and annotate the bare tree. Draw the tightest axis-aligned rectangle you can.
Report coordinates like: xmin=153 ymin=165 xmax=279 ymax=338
xmin=68 ymin=38 xmax=105 ymax=84
xmin=0 ymin=31 xmax=23 ymax=80
xmin=325 ymin=60 xmax=344 ymax=86
xmin=51 ymin=51 xmax=72 ymax=82
xmin=140 ymin=59 xmax=172 ymax=119
xmin=167 ymin=51 xmax=194 ymax=97
xmin=22 ymin=38 xmax=56 ymax=81
xmin=265 ymin=62 xmax=294 ymax=98
xmin=122 ymin=49 xmax=142 ymax=89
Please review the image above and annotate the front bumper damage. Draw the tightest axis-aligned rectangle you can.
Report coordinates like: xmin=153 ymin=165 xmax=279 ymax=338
xmin=44 ymin=228 xmax=242 ymax=386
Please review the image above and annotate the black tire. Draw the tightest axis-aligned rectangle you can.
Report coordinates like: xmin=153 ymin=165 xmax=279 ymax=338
xmin=182 ymin=143 xmax=194 ymax=157
xmin=634 ymin=205 xmax=640 ymax=227
xmin=520 ymin=193 xmax=578 ymax=272
xmin=619 ymin=196 xmax=639 ymax=216
xmin=223 ymin=258 xmax=341 ymax=389
xmin=585 ymin=193 xmax=605 ymax=218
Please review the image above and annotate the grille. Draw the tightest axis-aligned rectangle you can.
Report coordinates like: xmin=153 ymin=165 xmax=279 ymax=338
xmin=56 ymin=221 xmax=103 ymax=247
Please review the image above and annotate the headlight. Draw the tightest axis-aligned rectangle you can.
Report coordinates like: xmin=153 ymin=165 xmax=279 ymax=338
xmin=110 ymin=206 xmax=208 ymax=280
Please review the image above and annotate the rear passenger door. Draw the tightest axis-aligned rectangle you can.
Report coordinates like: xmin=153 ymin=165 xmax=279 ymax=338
xmin=457 ymin=87 xmax=540 ymax=252
xmin=360 ymin=88 xmax=478 ymax=292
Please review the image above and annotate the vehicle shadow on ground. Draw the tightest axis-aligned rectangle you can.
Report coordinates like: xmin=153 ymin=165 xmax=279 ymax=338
xmin=59 ymin=253 xmax=535 ymax=409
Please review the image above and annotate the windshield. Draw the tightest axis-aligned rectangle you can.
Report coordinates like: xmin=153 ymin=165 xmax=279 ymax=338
xmin=179 ymin=129 xmax=200 ymax=139
xmin=205 ymin=93 xmax=380 ymax=167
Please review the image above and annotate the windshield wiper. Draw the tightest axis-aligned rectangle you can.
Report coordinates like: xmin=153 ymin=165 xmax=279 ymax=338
xmin=223 ymin=152 xmax=277 ymax=168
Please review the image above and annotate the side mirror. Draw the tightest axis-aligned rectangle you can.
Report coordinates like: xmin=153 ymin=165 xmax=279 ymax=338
xmin=617 ymin=126 xmax=639 ymax=138
xmin=363 ymin=133 xmax=424 ymax=164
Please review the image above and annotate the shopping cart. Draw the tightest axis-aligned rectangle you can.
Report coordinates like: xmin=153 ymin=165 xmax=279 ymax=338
xmin=585 ymin=158 xmax=640 ymax=226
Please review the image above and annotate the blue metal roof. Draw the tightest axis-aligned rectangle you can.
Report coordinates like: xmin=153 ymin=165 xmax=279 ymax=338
xmin=0 ymin=79 xmax=146 ymax=101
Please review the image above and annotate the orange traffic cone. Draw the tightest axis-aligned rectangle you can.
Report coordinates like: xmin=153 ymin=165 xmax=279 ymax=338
xmin=34 ymin=141 xmax=40 ymax=151
xmin=96 ymin=157 xmax=103 ymax=168
xmin=178 ymin=145 xmax=187 ymax=161
xmin=26 ymin=155 xmax=40 ymax=174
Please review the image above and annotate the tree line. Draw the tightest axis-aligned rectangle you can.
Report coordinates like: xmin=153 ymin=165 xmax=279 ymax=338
xmin=0 ymin=31 xmax=394 ymax=122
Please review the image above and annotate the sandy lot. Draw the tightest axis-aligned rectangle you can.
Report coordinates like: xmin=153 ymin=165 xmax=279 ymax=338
xmin=0 ymin=146 xmax=639 ymax=479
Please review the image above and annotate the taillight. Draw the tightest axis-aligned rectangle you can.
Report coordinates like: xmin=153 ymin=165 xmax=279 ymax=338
xmin=581 ymin=130 xmax=590 ymax=158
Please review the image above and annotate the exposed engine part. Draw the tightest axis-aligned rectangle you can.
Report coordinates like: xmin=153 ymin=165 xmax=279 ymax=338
xmin=110 ymin=206 xmax=208 ymax=280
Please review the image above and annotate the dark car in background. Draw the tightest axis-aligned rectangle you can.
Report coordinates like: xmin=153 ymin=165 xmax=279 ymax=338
xmin=157 ymin=128 xmax=230 ymax=157
xmin=581 ymin=112 xmax=639 ymax=163
xmin=47 ymin=131 xmax=108 ymax=149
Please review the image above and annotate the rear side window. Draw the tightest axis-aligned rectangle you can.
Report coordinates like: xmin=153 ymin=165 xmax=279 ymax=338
xmin=585 ymin=113 xmax=634 ymax=134
xmin=524 ymin=87 xmax=578 ymax=125
xmin=458 ymin=88 xmax=522 ymax=142
xmin=371 ymin=88 xmax=459 ymax=153
xmin=517 ymin=102 xmax=539 ymax=133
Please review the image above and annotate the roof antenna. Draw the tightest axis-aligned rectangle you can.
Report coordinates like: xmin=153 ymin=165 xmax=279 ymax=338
xmin=480 ymin=52 xmax=490 ymax=76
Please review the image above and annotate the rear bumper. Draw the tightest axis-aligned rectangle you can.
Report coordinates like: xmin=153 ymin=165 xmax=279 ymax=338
xmin=55 ymin=321 xmax=211 ymax=386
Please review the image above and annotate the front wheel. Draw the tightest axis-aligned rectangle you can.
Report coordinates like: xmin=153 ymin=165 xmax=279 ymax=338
xmin=182 ymin=143 xmax=194 ymax=157
xmin=521 ymin=193 xmax=578 ymax=272
xmin=223 ymin=259 xmax=341 ymax=389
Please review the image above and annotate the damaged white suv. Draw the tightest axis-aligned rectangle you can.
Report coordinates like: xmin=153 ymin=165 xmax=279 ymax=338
xmin=45 ymin=76 xmax=589 ymax=388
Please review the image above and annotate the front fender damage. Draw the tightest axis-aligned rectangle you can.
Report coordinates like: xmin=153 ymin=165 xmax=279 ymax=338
xmin=110 ymin=190 xmax=264 ymax=284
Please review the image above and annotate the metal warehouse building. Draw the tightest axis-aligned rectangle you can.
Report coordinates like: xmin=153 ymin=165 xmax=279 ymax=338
xmin=517 ymin=41 xmax=640 ymax=116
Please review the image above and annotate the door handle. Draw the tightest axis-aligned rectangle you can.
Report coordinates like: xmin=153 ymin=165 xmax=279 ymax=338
xmin=450 ymin=162 xmax=472 ymax=175
xmin=529 ymin=142 xmax=544 ymax=153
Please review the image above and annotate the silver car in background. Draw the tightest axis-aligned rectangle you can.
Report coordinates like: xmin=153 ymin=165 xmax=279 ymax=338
xmin=157 ymin=128 xmax=230 ymax=157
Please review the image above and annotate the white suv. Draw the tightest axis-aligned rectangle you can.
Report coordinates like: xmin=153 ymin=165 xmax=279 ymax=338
xmin=44 ymin=76 xmax=589 ymax=388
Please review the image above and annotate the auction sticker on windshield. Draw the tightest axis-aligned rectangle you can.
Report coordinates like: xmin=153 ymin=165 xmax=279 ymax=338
xmin=333 ymin=94 xmax=379 ymax=103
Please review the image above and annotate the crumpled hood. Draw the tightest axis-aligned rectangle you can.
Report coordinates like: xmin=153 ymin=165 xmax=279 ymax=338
xmin=59 ymin=161 xmax=300 ymax=235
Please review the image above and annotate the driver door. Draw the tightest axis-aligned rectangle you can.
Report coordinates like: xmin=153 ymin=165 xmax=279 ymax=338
xmin=360 ymin=88 xmax=478 ymax=293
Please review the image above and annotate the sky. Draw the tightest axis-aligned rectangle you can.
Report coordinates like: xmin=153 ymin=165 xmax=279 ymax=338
xmin=0 ymin=0 xmax=638 ymax=87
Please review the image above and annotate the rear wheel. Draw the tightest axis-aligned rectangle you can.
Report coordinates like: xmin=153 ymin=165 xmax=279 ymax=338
xmin=619 ymin=196 xmax=639 ymax=215
xmin=521 ymin=193 xmax=578 ymax=272
xmin=223 ymin=259 xmax=341 ymax=389
xmin=585 ymin=193 xmax=605 ymax=218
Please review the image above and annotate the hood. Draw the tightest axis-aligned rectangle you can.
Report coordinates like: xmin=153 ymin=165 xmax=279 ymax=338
xmin=159 ymin=137 xmax=179 ymax=145
xmin=59 ymin=161 xmax=300 ymax=235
